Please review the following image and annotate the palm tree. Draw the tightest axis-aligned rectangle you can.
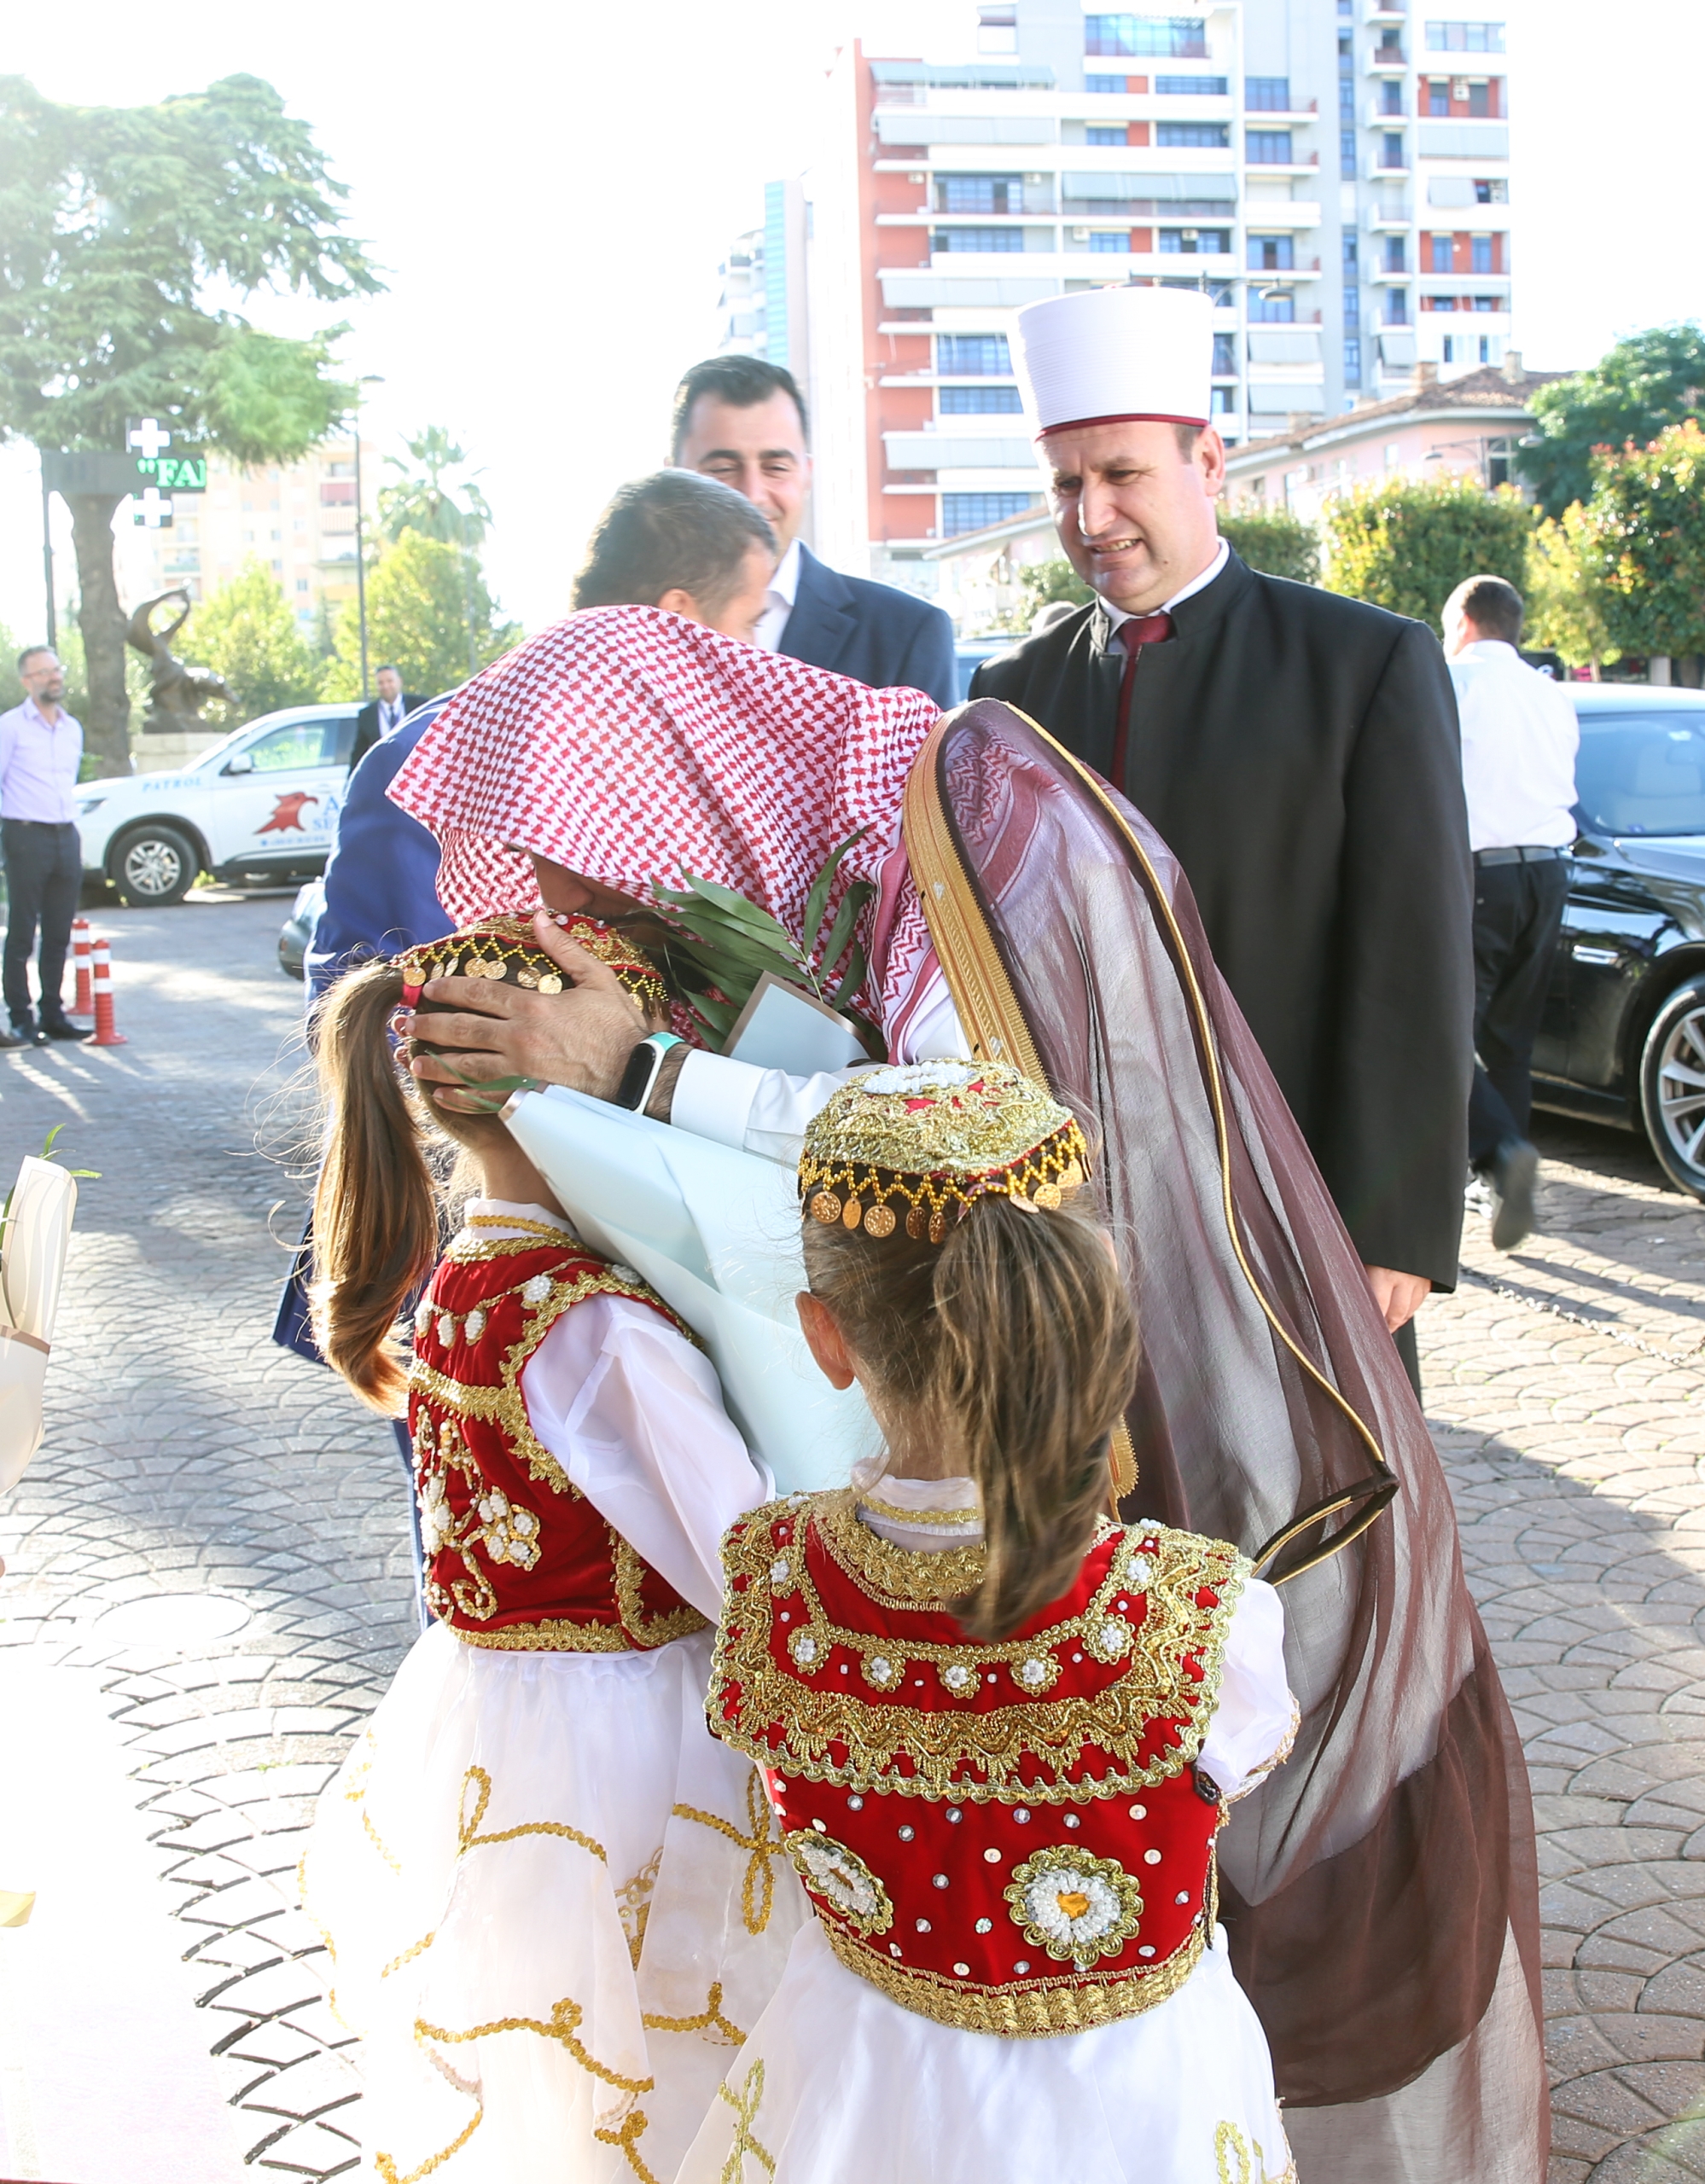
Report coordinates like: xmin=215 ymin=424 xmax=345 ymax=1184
xmin=377 ymin=428 xmax=495 ymax=671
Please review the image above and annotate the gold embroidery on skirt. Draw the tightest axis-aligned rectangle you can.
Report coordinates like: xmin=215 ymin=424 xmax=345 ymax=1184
xmin=672 ymin=1769 xmax=786 ymax=1933
xmin=717 ymin=2056 xmax=777 ymax=2180
xmin=457 ymin=1764 xmax=608 ymax=1865
xmin=641 ymin=1978 xmax=747 ymax=2046
xmin=594 ymin=2105 xmax=668 ymax=2184
xmin=617 ymin=1849 xmax=662 ymax=1966
xmin=1215 ymin=2119 xmax=1297 ymax=2184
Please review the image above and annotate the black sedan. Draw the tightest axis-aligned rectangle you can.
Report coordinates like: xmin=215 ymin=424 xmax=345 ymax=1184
xmin=1534 ymin=686 xmax=1705 ymax=1197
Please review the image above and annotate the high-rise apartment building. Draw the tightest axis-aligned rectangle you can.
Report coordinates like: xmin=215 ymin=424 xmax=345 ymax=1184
xmin=722 ymin=0 xmax=1512 ymax=592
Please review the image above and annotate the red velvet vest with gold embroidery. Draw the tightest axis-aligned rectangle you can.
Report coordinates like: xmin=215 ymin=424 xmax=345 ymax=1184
xmin=407 ymin=1234 xmax=707 ymax=1652
xmin=708 ymin=1492 xmax=1248 ymax=2036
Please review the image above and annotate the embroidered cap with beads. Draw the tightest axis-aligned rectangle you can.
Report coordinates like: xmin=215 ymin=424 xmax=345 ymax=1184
xmin=398 ymin=912 xmax=669 ymax=1018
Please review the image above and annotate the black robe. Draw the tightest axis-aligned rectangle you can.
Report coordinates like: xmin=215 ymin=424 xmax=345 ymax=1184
xmin=970 ymin=548 xmax=1473 ymax=1289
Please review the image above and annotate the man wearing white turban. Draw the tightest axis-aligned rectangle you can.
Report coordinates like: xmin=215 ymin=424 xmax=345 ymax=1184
xmin=972 ymin=285 xmax=1474 ymax=1392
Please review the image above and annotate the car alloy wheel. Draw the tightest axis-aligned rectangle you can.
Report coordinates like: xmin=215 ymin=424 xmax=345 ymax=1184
xmin=113 ymin=824 xmax=197 ymax=908
xmin=1638 ymin=978 xmax=1705 ymax=1200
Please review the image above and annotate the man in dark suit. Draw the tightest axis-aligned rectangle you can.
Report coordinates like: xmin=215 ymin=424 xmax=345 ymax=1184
xmin=351 ymin=663 xmax=427 ymax=767
xmin=972 ymin=286 xmax=1473 ymax=1382
xmin=672 ymin=355 xmax=959 ymax=711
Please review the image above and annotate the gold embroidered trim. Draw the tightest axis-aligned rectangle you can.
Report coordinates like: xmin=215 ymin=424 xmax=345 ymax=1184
xmin=375 ymin=2111 xmax=482 ymax=2184
xmin=717 ymin=2057 xmax=777 ymax=2179
xmin=818 ymin=1914 xmax=1207 ymax=2036
xmin=617 ymin=1850 xmax=662 ymax=1968
xmin=614 ymin=1530 xmax=711 ymax=1648
xmin=640 ymin=1978 xmax=747 ymax=2045
xmin=594 ymin=2107 xmax=667 ymax=2184
xmin=1216 ymin=2120 xmax=1297 ymax=2184
xmin=714 ymin=1501 xmax=1248 ymax=1803
xmin=672 ymin=1769 xmax=785 ymax=1934
xmin=457 ymin=1763 xmax=607 ymax=1863
xmin=447 ymin=1615 xmax=655 ymax=1653
xmin=1228 ymin=1697 xmax=1301 ymax=1804
xmin=1004 ymin=1843 xmax=1144 ymax=1969
xmin=416 ymin=1992 xmax=653 ymax=2092
xmin=381 ymin=1928 xmax=438 ymax=1979
xmin=858 ymin=1491 xmax=984 ymax=1531
xmin=784 ymin=1828 xmax=895 ymax=1938
xmin=817 ymin=1489 xmax=987 ymax=1605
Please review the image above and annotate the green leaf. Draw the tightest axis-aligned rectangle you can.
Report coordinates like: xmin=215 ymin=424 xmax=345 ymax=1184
xmin=817 ymin=880 xmax=875 ymax=987
xmin=674 ymin=870 xmax=797 ymax=945
xmin=828 ymin=944 xmax=867 ymax=1011
xmin=802 ymin=830 xmax=869 ymax=957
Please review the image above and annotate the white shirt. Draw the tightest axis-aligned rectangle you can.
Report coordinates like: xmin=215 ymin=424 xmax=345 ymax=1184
xmin=1449 ymin=639 xmax=1580 ymax=852
xmin=463 ymin=1199 xmax=768 ymax=1619
xmin=0 ymin=695 xmax=83 ymax=823
xmin=754 ymin=536 xmax=804 ymax=653
xmin=378 ymin=695 xmax=406 ymax=737
xmin=1099 ymin=537 xmax=1230 ymax=636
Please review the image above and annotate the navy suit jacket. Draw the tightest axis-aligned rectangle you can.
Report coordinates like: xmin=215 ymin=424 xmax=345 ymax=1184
xmin=780 ymin=543 xmax=957 ymax=712
xmin=306 ymin=700 xmax=455 ymax=1003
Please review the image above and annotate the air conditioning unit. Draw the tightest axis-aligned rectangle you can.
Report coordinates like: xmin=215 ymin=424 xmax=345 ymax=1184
xmin=1073 ymin=226 xmax=1091 ymax=240
xmin=909 ymin=171 xmax=927 ymax=184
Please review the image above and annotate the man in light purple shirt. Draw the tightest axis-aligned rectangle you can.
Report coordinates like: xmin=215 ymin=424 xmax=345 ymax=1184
xmin=0 ymin=648 xmax=94 ymax=1047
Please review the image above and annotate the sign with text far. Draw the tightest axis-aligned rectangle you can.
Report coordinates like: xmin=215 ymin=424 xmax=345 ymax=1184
xmin=41 ymin=450 xmax=207 ymax=495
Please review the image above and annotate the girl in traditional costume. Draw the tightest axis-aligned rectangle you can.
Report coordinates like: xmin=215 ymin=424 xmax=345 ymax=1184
xmin=681 ymin=1060 xmax=1298 ymax=2184
xmin=299 ymin=915 xmax=800 ymax=2184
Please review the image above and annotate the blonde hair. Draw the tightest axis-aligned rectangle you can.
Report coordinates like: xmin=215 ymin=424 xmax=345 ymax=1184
xmin=803 ymin=1194 xmax=1137 ymax=1639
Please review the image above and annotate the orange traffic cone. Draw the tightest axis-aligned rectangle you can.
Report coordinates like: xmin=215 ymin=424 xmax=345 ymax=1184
xmin=70 ymin=917 xmax=93 ymax=1016
xmin=90 ymin=938 xmax=127 ymax=1046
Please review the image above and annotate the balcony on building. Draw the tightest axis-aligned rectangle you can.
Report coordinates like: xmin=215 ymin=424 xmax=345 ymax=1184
xmin=1364 ymin=0 xmax=1406 ymax=20
xmin=1243 ymin=77 xmax=1318 ymax=119
xmin=1366 ymin=42 xmax=1409 ymax=72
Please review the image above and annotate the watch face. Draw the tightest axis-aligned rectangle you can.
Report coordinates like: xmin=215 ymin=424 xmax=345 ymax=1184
xmin=617 ymin=1037 xmax=659 ymax=1111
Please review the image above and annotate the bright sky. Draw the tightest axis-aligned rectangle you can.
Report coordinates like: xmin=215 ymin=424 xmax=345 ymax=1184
xmin=1 ymin=0 xmax=1700 ymax=645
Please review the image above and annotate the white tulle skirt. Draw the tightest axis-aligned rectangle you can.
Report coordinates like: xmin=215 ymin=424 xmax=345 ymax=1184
xmin=677 ymin=1915 xmax=1294 ymax=2184
xmin=301 ymin=1622 xmax=804 ymax=2184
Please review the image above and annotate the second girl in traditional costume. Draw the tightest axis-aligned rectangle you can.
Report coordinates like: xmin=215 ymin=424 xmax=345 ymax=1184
xmin=681 ymin=1062 xmax=1298 ymax=2183
xmin=299 ymin=915 xmax=800 ymax=2184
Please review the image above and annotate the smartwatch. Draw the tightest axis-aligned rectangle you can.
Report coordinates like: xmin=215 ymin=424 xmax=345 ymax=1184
xmin=614 ymin=1032 xmax=683 ymax=1113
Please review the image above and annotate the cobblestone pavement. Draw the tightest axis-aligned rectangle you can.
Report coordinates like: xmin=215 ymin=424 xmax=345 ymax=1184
xmin=3 ymin=897 xmax=1705 ymax=2180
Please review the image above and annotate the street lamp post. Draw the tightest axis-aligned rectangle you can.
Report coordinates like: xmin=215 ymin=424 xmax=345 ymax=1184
xmin=351 ymin=375 xmax=384 ymax=700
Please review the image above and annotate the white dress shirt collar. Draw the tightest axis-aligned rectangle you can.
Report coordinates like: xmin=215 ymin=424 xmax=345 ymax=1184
xmin=1100 ymin=537 xmax=1230 ymax=634
xmin=754 ymin=536 xmax=804 ymax=653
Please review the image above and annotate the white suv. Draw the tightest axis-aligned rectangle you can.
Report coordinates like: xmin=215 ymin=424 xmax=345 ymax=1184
xmin=77 ymin=704 xmax=361 ymax=906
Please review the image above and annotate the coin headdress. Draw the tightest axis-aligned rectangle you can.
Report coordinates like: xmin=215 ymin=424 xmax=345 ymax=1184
xmin=800 ymin=1060 xmax=1089 ymax=1244
xmin=398 ymin=914 xmax=669 ymax=1017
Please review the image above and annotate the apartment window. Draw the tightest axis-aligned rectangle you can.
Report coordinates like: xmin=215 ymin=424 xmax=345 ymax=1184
xmin=1158 ymin=121 xmax=1230 ymax=147
xmin=1487 ymin=432 xmax=1512 ymax=480
xmin=1246 ymin=130 xmax=1294 ymax=163
xmin=1248 ymin=292 xmax=1296 ymax=322
xmin=1385 ymin=235 xmax=1407 ymax=271
xmin=1248 ymin=234 xmax=1295 ymax=270
xmin=1380 ymin=78 xmax=1404 ymax=114
xmin=1380 ymin=131 xmax=1405 ymax=168
xmin=1156 ymin=73 xmax=1227 ymax=93
xmin=1472 ymin=294 xmax=1498 ymax=311
xmin=1341 ymin=129 xmax=1358 ymax=176
xmin=1442 ymin=335 xmax=1458 ymax=363
xmin=942 ymin=492 xmax=1038 ymax=536
xmin=1474 ymin=177 xmax=1508 ymax=202
xmin=1480 ymin=336 xmax=1493 ymax=364
xmin=1087 ymin=125 xmax=1128 ymax=143
xmin=1161 ymin=227 xmax=1230 ymax=253
xmin=1422 ymin=293 xmax=1460 ymax=311
xmin=1085 ymin=15 xmax=1209 ymax=58
xmin=937 ymin=334 xmax=1012 ymax=375
xmin=1090 ymin=230 xmax=1132 ymax=251
xmin=1085 ymin=73 xmax=1129 ymax=91
xmin=934 ymin=227 xmax=1024 ymax=253
xmin=938 ymin=174 xmax=1024 ymax=215
xmin=1344 ymin=333 xmax=1363 ymax=383
xmin=1471 ymin=234 xmax=1493 ymax=273
xmin=940 ymin=386 xmax=1024 ymax=415
xmin=1213 ymin=332 xmax=1237 ymax=374
xmin=1384 ymin=289 xmax=1409 ymax=323
xmin=1429 ymin=233 xmax=1453 ymax=271
xmin=1245 ymin=76 xmax=1291 ymax=110
xmin=1426 ymin=78 xmax=1451 ymax=114
xmin=295 ymin=578 xmax=310 ymax=594
xmin=1425 ymin=19 xmax=1505 ymax=48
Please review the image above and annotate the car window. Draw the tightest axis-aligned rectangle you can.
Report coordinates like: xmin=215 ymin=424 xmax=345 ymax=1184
xmin=1574 ymin=713 xmax=1705 ymax=836
xmin=244 ymin=719 xmax=337 ymax=771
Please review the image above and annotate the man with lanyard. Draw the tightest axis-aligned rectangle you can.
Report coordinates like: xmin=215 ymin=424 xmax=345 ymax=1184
xmin=970 ymin=285 xmax=1473 ymax=1387
xmin=0 ymin=647 xmax=93 ymax=1048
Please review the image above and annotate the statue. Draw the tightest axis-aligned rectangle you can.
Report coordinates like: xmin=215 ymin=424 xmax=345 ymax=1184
xmin=125 ymin=589 xmax=236 ymax=733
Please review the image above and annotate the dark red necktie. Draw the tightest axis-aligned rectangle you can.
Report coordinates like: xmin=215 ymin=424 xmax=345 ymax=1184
xmin=1110 ymin=611 xmax=1175 ymax=787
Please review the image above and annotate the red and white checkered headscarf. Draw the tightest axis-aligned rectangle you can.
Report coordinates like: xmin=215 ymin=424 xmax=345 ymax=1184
xmin=388 ymin=606 xmax=941 ymax=1043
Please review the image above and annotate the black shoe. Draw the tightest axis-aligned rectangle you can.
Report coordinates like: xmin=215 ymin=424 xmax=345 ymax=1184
xmin=0 ymin=1023 xmax=30 ymax=1050
xmin=1488 ymin=1137 xmax=1539 ymax=1252
xmin=8 ymin=1019 xmax=46 ymax=1048
xmin=41 ymin=1018 xmax=93 ymax=1043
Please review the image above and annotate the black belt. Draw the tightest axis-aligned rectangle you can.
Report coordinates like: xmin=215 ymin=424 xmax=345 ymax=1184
xmin=1474 ymin=845 xmax=1567 ymax=867
xmin=2 ymin=816 xmax=76 ymax=829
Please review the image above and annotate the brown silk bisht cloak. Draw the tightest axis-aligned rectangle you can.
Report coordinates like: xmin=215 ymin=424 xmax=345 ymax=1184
xmin=902 ymin=702 xmax=1545 ymax=2184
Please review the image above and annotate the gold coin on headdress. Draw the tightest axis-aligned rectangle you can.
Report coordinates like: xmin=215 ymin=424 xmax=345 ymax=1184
xmin=439 ymin=956 xmax=460 ymax=979
xmin=1033 ymin=1182 xmax=1062 ymax=1211
xmin=864 ymin=1203 xmax=896 ymax=1238
xmin=402 ymin=957 xmax=424 ymax=984
xmin=537 ymin=974 xmax=564 ymax=995
xmin=842 ymin=1198 xmax=864 ymax=1230
xmin=1062 ymin=1159 xmax=1085 ymax=1188
xmin=928 ymin=1209 xmax=946 ymax=1244
xmin=906 ymin=1205 xmax=929 ymax=1240
xmin=516 ymin=969 xmax=538 ymax=989
xmin=810 ymin=1191 xmax=842 ymax=1224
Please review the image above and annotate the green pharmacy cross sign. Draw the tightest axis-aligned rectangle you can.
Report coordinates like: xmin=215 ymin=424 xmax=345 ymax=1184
xmin=40 ymin=420 xmax=208 ymax=531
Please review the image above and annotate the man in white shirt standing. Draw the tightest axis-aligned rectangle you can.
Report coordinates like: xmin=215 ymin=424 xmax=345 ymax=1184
xmin=0 ymin=647 xmax=93 ymax=1048
xmin=1444 ymin=574 xmax=1580 ymax=1251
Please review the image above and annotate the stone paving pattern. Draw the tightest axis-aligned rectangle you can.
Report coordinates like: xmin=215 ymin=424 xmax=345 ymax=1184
xmin=3 ymin=897 xmax=1705 ymax=2179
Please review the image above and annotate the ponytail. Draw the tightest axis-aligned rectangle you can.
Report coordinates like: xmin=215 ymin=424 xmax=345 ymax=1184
xmin=310 ymin=961 xmax=440 ymax=1413
xmin=801 ymin=1195 xmax=1138 ymax=1640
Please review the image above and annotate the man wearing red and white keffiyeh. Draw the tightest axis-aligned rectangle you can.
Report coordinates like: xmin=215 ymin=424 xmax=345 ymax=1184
xmin=388 ymin=603 xmax=970 ymax=1162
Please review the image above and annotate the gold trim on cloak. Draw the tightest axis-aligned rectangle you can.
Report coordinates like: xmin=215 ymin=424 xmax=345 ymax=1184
xmin=900 ymin=711 xmax=1396 ymax=1582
